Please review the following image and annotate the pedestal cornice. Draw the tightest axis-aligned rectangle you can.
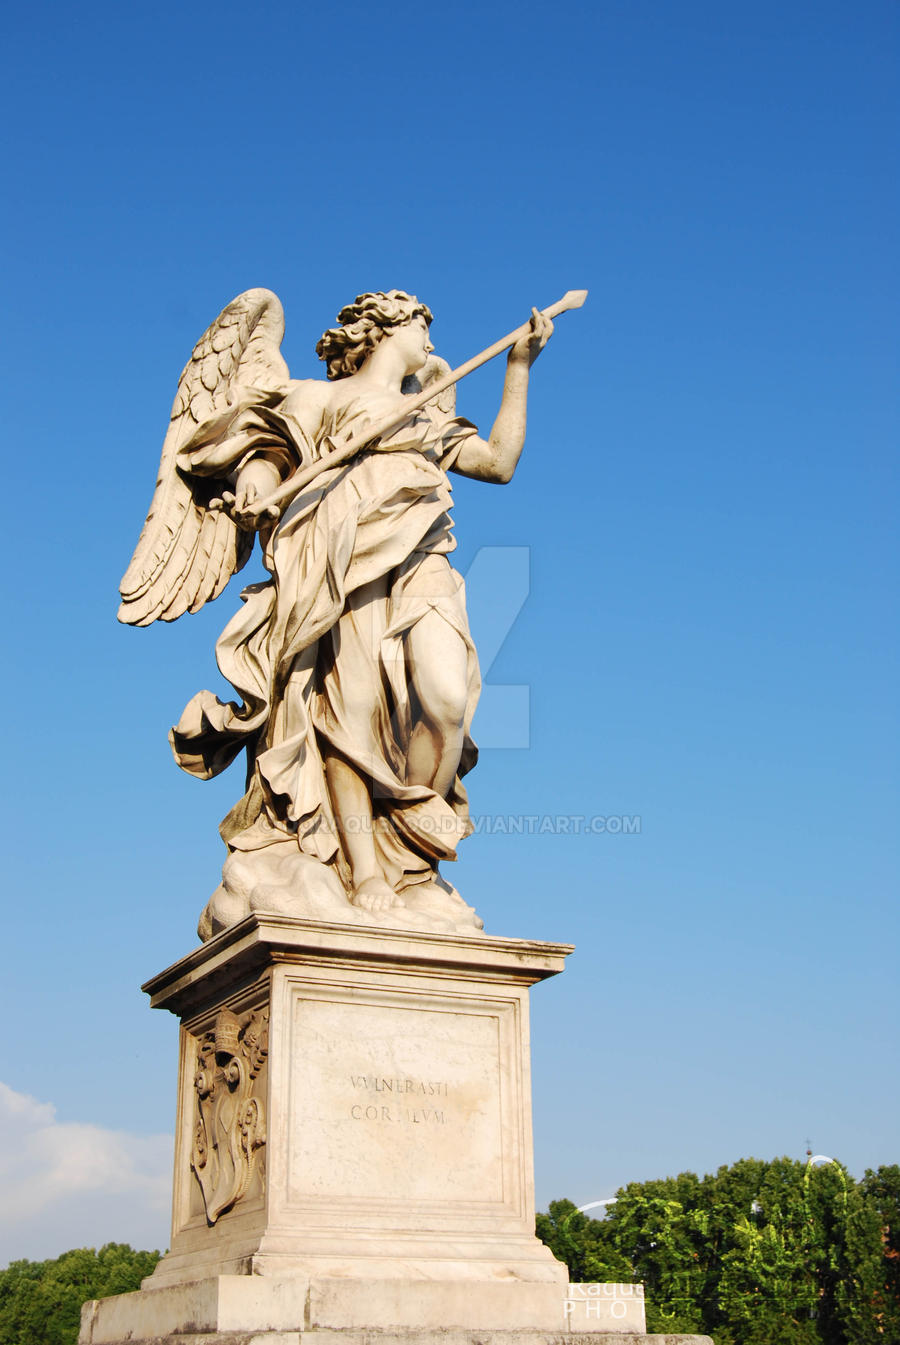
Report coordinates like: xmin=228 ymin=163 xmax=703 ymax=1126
xmin=142 ymin=914 xmax=574 ymax=1018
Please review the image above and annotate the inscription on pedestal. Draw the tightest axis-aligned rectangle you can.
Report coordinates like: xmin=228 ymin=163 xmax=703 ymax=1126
xmin=349 ymin=1074 xmax=448 ymax=1125
xmin=287 ymin=991 xmax=507 ymax=1206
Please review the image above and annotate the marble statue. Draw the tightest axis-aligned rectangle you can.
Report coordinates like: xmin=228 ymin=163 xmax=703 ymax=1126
xmin=119 ymin=288 xmax=585 ymax=939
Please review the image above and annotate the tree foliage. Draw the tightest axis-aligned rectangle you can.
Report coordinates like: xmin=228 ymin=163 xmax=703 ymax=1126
xmin=537 ymin=1159 xmax=900 ymax=1344
xmin=0 ymin=1244 xmax=160 ymax=1345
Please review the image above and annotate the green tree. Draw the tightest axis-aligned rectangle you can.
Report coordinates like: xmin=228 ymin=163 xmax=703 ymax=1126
xmin=857 ymin=1165 xmax=900 ymax=1342
xmin=713 ymin=1157 xmax=823 ymax=1343
xmin=0 ymin=1244 xmax=161 ymax=1345
xmin=607 ymin=1182 xmax=708 ymax=1333
xmin=536 ymin=1155 xmax=899 ymax=1345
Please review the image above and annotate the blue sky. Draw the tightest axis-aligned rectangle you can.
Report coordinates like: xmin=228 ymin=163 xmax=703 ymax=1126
xmin=1 ymin=0 xmax=897 ymax=1263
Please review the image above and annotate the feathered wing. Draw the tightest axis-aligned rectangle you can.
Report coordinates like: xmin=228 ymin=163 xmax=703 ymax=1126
xmin=118 ymin=288 xmax=290 ymax=626
xmin=401 ymin=354 xmax=457 ymax=417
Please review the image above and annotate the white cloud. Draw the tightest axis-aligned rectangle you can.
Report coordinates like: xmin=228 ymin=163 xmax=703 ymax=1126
xmin=0 ymin=1082 xmax=172 ymax=1267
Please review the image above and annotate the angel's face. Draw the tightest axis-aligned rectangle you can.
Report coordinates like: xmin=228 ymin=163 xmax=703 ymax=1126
xmin=386 ymin=314 xmax=434 ymax=375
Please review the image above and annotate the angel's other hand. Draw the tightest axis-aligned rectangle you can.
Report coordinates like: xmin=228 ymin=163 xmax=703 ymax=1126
xmin=509 ymin=308 xmax=554 ymax=368
xmin=230 ymin=481 xmax=261 ymax=529
xmin=229 ymin=458 xmax=280 ymax=529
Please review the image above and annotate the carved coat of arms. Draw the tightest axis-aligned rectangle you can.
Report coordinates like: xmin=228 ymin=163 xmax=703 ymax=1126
xmin=191 ymin=1006 xmax=268 ymax=1223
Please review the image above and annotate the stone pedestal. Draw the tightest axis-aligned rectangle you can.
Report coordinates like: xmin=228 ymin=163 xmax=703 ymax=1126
xmin=84 ymin=916 xmax=573 ymax=1336
xmin=79 ymin=914 xmax=712 ymax=1344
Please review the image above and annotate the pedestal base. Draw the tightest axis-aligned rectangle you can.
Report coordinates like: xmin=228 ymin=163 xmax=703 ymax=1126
xmin=79 ymin=1273 xmax=711 ymax=1342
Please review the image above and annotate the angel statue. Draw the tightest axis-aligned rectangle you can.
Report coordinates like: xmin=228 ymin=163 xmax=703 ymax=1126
xmin=120 ymin=286 xmax=584 ymax=940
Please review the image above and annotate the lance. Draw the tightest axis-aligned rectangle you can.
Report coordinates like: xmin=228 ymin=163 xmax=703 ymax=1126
xmin=238 ymin=288 xmax=588 ymax=522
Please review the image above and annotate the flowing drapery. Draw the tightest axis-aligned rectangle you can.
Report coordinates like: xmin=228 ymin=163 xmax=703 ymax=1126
xmin=170 ymin=393 xmax=481 ymax=896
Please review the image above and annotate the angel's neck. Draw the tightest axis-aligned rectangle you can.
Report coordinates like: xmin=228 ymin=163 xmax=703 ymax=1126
xmin=352 ymin=343 xmax=412 ymax=396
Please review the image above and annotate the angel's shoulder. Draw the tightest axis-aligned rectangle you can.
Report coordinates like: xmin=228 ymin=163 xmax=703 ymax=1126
xmin=282 ymin=377 xmax=332 ymax=408
xmin=278 ymin=377 xmax=333 ymax=432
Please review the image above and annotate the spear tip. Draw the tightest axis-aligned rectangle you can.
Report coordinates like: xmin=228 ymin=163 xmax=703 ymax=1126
xmin=543 ymin=290 xmax=589 ymax=319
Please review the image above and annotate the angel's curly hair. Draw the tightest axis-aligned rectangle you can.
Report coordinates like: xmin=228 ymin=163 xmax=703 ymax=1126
xmin=315 ymin=290 xmax=433 ymax=380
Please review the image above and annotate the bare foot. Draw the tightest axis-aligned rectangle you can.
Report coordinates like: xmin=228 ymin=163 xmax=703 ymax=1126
xmin=351 ymin=876 xmax=403 ymax=913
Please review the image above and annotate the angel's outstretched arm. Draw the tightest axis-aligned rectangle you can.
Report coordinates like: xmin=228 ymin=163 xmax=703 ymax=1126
xmin=450 ymin=309 xmax=554 ymax=485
